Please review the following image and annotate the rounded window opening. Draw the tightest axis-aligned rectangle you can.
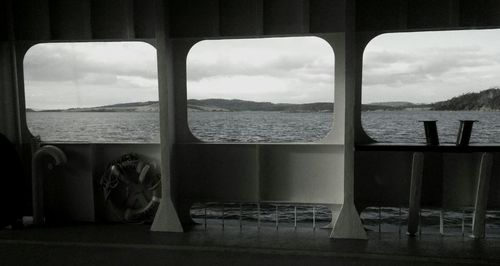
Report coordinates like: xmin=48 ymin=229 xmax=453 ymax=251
xmin=362 ymin=29 xmax=500 ymax=144
xmin=24 ymin=42 xmax=160 ymax=143
xmin=186 ymin=36 xmax=335 ymax=143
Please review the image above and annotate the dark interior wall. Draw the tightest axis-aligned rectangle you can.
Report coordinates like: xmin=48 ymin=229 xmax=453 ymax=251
xmin=0 ymin=43 xmax=18 ymax=142
xmin=49 ymin=0 xmax=92 ymax=40
xmin=169 ymin=0 xmax=220 ymax=38
xmin=90 ymin=0 xmax=135 ymax=39
xmin=459 ymin=0 xmax=500 ymax=28
xmin=7 ymin=0 xmax=500 ymax=41
xmin=219 ymin=0 xmax=264 ymax=36
xmin=355 ymin=0 xmax=500 ymax=32
xmin=0 ymin=1 xmax=9 ymax=41
xmin=13 ymin=0 xmax=51 ymax=40
xmin=10 ymin=0 xmax=157 ymax=41
xmin=133 ymin=0 xmax=157 ymax=39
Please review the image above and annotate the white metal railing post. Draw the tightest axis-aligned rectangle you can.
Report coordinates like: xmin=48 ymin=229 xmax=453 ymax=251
xmin=313 ymin=206 xmax=316 ymax=230
xmin=222 ymin=204 xmax=225 ymax=229
xmin=239 ymin=203 xmax=243 ymax=230
xmin=440 ymin=210 xmax=445 ymax=236
xmin=471 ymin=153 xmax=493 ymax=239
xmin=294 ymin=206 xmax=297 ymax=229
xmin=275 ymin=205 xmax=279 ymax=230
xmin=204 ymin=203 xmax=207 ymax=230
xmin=407 ymin=152 xmax=424 ymax=236
xmin=257 ymin=203 xmax=261 ymax=230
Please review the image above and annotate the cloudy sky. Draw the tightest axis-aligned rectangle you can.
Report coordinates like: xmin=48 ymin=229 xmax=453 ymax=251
xmin=186 ymin=37 xmax=334 ymax=104
xmin=24 ymin=42 xmax=159 ymax=110
xmin=363 ymin=29 xmax=500 ymax=104
xmin=24 ymin=30 xmax=500 ymax=109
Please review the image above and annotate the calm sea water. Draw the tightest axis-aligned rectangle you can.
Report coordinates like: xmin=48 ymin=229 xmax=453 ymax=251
xmin=363 ymin=110 xmax=500 ymax=144
xmin=26 ymin=111 xmax=500 ymax=234
xmin=27 ymin=110 xmax=500 ymax=143
xmin=27 ymin=112 xmax=161 ymax=143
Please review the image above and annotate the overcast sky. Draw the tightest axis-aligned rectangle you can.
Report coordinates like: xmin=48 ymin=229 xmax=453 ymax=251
xmin=363 ymin=29 xmax=500 ymax=104
xmin=24 ymin=30 xmax=500 ymax=109
xmin=186 ymin=37 xmax=334 ymax=104
xmin=24 ymin=42 xmax=159 ymax=110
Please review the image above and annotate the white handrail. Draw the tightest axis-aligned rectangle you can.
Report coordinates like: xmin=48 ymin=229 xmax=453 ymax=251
xmin=32 ymin=145 xmax=67 ymax=225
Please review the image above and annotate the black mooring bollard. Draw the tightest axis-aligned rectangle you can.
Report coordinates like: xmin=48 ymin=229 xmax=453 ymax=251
xmin=456 ymin=120 xmax=477 ymax=146
xmin=420 ymin=120 xmax=439 ymax=145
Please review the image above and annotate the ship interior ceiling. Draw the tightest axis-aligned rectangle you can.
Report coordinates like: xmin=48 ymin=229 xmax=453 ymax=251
xmin=2 ymin=0 xmax=500 ymax=264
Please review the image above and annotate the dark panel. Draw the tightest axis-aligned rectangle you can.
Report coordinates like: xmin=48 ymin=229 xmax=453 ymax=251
xmin=488 ymin=154 xmax=500 ymax=208
xmin=14 ymin=0 xmax=51 ymax=40
xmin=170 ymin=0 xmax=220 ymax=38
xmin=0 ymin=43 xmax=16 ymax=140
xmin=91 ymin=0 xmax=134 ymax=39
xmin=421 ymin=153 xmax=443 ymax=207
xmin=460 ymin=0 xmax=500 ymax=27
xmin=264 ymin=0 xmax=309 ymax=34
xmin=0 ymin=1 xmax=9 ymax=41
xmin=219 ymin=0 xmax=263 ymax=36
xmin=309 ymin=0 xmax=346 ymax=33
xmin=460 ymin=0 xmax=480 ymax=26
xmin=134 ymin=0 xmax=156 ymax=39
xmin=50 ymin=0 xmax=92 ymax=40
xmin=408 ymin=0 xmax=458 ymax=29
xmin=482 ymin=1 xmax=500 ymax=26
xmin=355 ymin=152 xmax=413 ymax=208
xmin=356 ymin=0 xmax=407 ymax=31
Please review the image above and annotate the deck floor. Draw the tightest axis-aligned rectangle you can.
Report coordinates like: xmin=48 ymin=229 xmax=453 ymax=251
xmin=1 ymin=223 xmax=500 ymax=265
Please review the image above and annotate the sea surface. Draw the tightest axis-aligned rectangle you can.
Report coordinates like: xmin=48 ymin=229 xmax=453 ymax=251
xmin=27 ymin=110 xmax=500 ymax=143
xmin=27 ymin=110 xmax=500 ymax=235
xmin=27 ymin=112 xmax=161 ymax=143
xmin=363 ymin=110 xmax=500 ymax=144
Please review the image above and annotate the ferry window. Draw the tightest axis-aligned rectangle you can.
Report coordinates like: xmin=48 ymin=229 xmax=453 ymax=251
xmin=362 ymin=29 xmax=500 ymax=144
xmin=24 ymin=42 xmax=160 ymax=143
xmin=186 ymin=36 xmax=335 ymax=143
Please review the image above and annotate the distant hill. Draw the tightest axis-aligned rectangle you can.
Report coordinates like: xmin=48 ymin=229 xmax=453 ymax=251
xmin=363 ymin=101 xmax=431 ymax=111
xmin=187 ymin=99 xmax=333 ymax=112
xmin=368 ymin=101 xmax=416 ymax=107
xmin=28 ymin=88 xmax=500 ymax=113
xmin=23 ymin=99 xmax=429 ymax=113
xmin=362 ymin=104 xmax=404 ymax=111
xmin=31 ymin=99 xmax=334 ymax=113
xmin=431 ymin=88 xmax=500 ymax=111
xmin=36 ymin=101 xmax=160 ymax=112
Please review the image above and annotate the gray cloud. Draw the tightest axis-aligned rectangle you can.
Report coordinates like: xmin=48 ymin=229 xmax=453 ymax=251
xmin=24 ymin=43 xmax=158 ymax=85
xmin=187 ymin=54 xmax=333 ymax=83
xmin=79 ymin=73 xmax=118 ymax=85
xmin=363 ymin=46 xmax=499 ymax=87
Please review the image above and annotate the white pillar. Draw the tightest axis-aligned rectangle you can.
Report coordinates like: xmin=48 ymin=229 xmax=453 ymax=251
xmin=151 ymin=0 xmax=183 ymax=232
xmin=330 ymin=1 xmax=367 ymax=239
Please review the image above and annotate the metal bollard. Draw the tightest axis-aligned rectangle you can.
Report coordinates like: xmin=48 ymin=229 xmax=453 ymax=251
xmin=420 ymin=120 xmax=439 ymax=145
xmin=456 ymin=120 xmax=477 ymax=146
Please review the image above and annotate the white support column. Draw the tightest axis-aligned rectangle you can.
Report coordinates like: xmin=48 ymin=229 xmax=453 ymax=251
xmin=151 ymin=0 xmax=183 ymax=232
xmin=331 ymin=202 xmax=367 ymax=239
xmin=330 ymin=0 xmax=367 ymax=239
xmin=471 ymin=152 xmax=493 ymax=239
xmin=407 ymin=152 xmax=424 ymax=236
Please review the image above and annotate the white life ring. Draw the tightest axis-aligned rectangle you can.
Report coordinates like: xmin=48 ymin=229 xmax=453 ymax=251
xmin=100 ymin=153 xmax=161 ymax=223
